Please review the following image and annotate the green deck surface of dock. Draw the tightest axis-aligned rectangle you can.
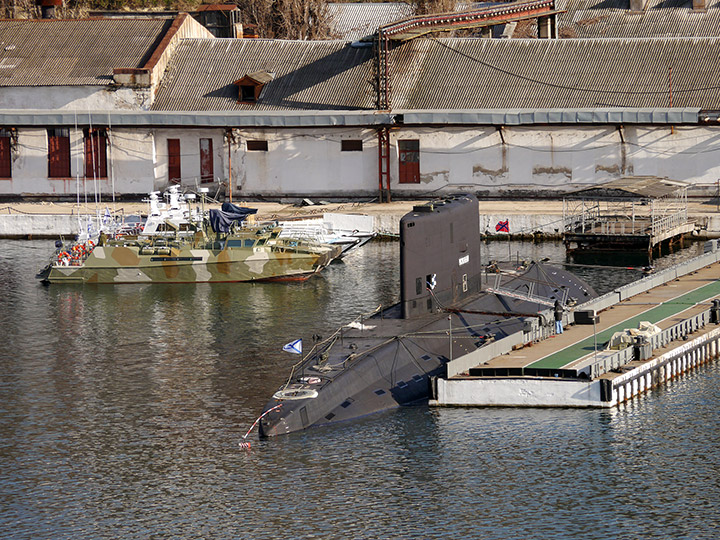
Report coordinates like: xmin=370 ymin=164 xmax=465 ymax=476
xmin=528 ymin=279 xmax=720 ymax=369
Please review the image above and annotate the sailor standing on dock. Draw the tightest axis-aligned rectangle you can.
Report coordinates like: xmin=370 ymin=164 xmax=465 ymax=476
xmin=554 ymin=300 xmax=564 ymax=335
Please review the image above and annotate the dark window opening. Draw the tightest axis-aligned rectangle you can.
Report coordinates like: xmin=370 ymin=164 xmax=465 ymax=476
xmin=240 ymin=85 xmax=256 ymax=102
xmin=200 ymin=138 xmax=214 ymax=183
xmin=167 ymin=138 xmax=181 ymax=184
xmin=0 ymin=128 xmax=11 ymax=179
xmin=48 ymin=128 xmax=70 ymax=178
xmin=325 ymin=413 xmax=336 ymax=420
xmin=374 ymin=389 xmax=386 ymax=396
xmin=415 ymin=277 xmax=422 ymax=296
xmin=341 ymin=140 xmax=363 ymax=152
xmin=397 ymin=381 xmax=408 ymax=389
xmin=247 ymin=140 xmax=268 ymax=152
xmin=84 ymin=128 xmax=107 ymax=179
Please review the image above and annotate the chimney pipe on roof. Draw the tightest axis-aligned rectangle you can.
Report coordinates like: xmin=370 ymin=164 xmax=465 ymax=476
xmin=36 ymin=0 xmax=63 ymax=18
xmin=693 ymin=0 xmax=706 ymax=10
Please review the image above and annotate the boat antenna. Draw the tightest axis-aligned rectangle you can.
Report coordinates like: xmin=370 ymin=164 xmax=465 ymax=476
xmin=238 ymin=404 xmax=282 ymax=449
xmin=73 ymin=111 xmax=83 ymax=238
xmin=108 ymin=112 xmax=116 ymax=216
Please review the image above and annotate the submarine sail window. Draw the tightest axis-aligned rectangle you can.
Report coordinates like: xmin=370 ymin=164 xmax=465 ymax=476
xmin=463 ymin=273 xmax=468 ymax=292
xmin=416 ymin=277 xmax=422 ymax=295
xmin=300 ymin=406 xmax=309 ymax=427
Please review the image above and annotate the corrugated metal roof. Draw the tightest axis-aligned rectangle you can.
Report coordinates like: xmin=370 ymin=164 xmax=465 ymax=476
xmin=555 ymin=0 xmax=720 ymax=38
xmin=152 ymin=36 xmax=720 ymax=111
xmin=390 ymin=37 xmax=720 ymax=109
xmin=0 ymin=18 xmax=172 ymax=86
xmin=151 ymin=39 xmax=376 ymax=111
xmin=327 ymin=2 xmax=415 ymax=40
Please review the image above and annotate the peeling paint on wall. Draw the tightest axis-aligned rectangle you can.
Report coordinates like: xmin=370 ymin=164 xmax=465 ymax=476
xmin=420 ymin=170 xmax=449 ymax=184
xmin=595 ymin=163 xmax=621 ymax=175
xmin=472 ymin=163 xmax=508 ymax=182
xmin=532 ymin=166 xmax=572 ymax=178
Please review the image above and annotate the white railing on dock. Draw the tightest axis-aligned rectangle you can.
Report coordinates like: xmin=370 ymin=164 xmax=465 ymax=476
xmin=444 ymin=242 xmax=720 ymax=381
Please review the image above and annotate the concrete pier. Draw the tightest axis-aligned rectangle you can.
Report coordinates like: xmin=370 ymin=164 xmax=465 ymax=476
xmin=432 ymin=245 xmax=720 ymax=408
xmin=1 ymin=197 xmax=720 ymax=239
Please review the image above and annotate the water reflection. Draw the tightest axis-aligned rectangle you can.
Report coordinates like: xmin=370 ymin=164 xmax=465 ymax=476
xmin=1 ymin=239 xmax=718 ymax=540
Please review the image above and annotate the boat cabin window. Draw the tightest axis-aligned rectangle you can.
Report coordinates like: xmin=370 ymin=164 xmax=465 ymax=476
xmin=256 ymin=238 xmax=266 ymax=246
xmin=244 ymin=239 xmax=255 ymax=247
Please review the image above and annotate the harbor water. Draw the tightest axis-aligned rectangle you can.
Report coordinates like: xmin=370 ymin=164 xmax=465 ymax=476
xmin=1 ymin=239 xmax=719 ymax=539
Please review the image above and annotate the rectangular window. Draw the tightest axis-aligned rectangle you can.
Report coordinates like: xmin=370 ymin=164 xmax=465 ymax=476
xmin=341 ymin=140 xmax=363 ymax=152
xmin=48 ymin=128 xmax=70 ymax=178
xmin=200 ymin=138 xmax=214 ymax=183
xmin=247 ymin=140 xmax=268 ymax=151
xmin=0 ymin=128 xmax=11 ymax=179
xmin=240 ymin=85 xmax=256 ymax=102
xmin=167 ymin=138 xmax=181 ymax=184
xmin=398 ymin=139 xmax=420 ymax=184
xmin=84 ymin=128 xmax=108 ymax=179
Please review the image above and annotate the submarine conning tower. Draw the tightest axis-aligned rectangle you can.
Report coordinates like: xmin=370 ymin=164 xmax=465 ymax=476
xmin=400 ymin=194 xmax=482 ymax=319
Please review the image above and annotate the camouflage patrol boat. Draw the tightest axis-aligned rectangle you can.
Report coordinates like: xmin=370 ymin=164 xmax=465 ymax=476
xmin=37 ymin=222 xmax=342 ymax=284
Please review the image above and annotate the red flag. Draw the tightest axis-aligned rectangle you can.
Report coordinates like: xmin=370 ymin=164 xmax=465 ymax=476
xmin=495 ymin=220 xmax=509 ymax=232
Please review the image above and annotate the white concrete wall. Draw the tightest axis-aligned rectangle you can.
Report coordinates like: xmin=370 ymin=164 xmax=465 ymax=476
xmin=4 ymin=123 xmax=720 ymax=198
xmin=0 ymin=86 xmax=151 ymax=111
xmin=0 ymin=127 xmax=156 ymax=197
xmin=154 ymin=129 xmax=226 ymax=194
xmin=235 ymin=128 xmax=378 ymax=197
xmin=109 ymin=128 xmax=156 ymax=194
xmin=434 ymin=377 xmax=604 ymax=407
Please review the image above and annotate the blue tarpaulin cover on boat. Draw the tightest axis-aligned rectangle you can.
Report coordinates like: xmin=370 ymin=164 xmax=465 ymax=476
xmin=209 ymin=203 xmax=258 ymax=233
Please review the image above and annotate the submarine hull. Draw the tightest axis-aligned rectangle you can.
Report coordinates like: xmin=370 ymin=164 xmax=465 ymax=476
xmin=259 ymin=195 xmax=597 ymax=437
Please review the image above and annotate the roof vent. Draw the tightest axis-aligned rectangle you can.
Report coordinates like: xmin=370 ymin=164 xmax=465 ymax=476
xmin=233 ymin=71 xmax=275 ymax=103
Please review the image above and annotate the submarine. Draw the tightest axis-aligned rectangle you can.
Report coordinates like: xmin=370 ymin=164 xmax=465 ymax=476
xmin=258 ymin=194 xmax=597 ymax=437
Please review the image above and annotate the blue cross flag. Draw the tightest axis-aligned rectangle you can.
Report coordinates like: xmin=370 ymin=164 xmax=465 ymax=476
xmin=283 ymin=339 xmax=302 ymax=355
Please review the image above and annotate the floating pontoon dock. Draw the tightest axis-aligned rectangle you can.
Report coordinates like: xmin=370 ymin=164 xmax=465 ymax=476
xmin=431 ymin=241 xmax=720 ymax=408
xmin=563 ymin=176 xmax=694 ymax=258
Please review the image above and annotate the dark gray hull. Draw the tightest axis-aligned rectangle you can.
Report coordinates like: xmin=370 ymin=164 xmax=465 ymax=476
xmin=258 ymin=195 xmax=597 ymax=437
xmin=259 ymin=263 xmax=596 ymax=437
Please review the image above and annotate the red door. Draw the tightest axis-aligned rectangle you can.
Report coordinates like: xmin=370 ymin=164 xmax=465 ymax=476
xmin=0 ymin=134 xmax=10 ymax=178
xmin=48 ymin=129 xmax=70 ymax=178
xmin=168 ymin=139 xmax=181 ymax=184
xmin=84 ymin=129 xmax=107 ymax=179
xmin=200 ymin=138 xmax=214 ymax=183
xmin=398 ymin=139 xmax=420 ymax=184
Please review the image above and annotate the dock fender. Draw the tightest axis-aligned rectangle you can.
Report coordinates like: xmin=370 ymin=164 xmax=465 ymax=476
xmin=430 ymin=376 xmax=438 ymax=400
xmin=599 ymin=379 xmax=613 ymax=402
